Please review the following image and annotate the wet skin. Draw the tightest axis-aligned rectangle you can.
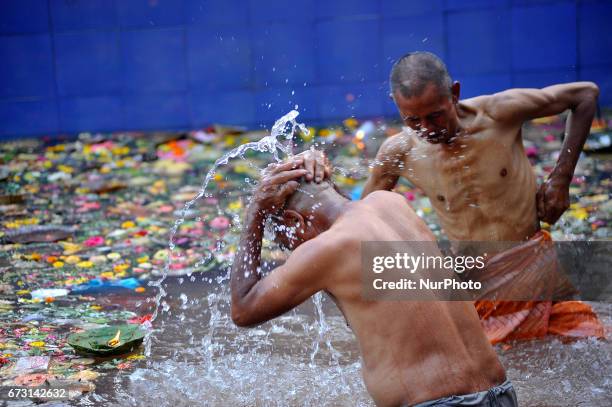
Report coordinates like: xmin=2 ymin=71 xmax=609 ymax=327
xmin=359 ymin=81 xmax=599 ymax=247
xmin=230 ymin=161 xmax=506 ymax=406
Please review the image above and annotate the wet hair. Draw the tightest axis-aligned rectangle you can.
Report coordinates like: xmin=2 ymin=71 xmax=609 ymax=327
xmin=389 ymin=51 xmax=452 ymax=99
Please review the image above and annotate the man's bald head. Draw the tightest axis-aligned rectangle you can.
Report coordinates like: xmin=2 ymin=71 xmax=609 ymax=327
xmin=284 ymin=179 xmax=335 ymax=215
xmin=390 ymin=52 xmax=452 ymax=99
xmin=269 ymin=178 xmax=347 ymax=250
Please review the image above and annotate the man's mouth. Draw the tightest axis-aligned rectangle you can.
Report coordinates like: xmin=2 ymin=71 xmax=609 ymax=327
xmin=422 ymin=131 xmax=443 ymax=143
xmin=420 ymin=129 xmax=449 ymax=143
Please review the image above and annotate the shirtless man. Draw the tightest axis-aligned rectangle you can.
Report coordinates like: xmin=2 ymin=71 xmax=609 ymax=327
xmin=230 ymin=157 xmax=516 ymax=407
xmin=364 ymin=51 xmax=599 ymax=245
xmin=302 ymin=52 xmax=603 ymax=342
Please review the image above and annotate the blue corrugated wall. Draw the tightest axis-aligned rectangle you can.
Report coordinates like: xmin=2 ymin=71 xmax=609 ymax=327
xmin=1 ymin=0 xmax=611 ymax=138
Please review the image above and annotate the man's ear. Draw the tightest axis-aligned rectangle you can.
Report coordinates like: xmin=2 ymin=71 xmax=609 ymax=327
xmin=283 ymin=210 xmax=305 ymax=230
xmin=451 ymin=81 xmax=461 ymax=104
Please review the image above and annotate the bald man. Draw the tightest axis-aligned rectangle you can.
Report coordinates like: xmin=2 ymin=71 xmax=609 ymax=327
xmin=229 ymin=157 xmax=517 ymax=407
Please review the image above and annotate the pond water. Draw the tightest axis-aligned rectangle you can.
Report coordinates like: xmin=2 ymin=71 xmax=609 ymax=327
xmin=67 ymin=275 xmax=611 ymax=407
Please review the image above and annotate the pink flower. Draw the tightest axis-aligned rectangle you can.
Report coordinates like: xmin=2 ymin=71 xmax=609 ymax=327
xmin=158 ymin=205 xmax=174 ymax=213
xmin=525 ymin=146 xmax=538 ymax=158
xmin=210 ymin=216 xmax=230 ymax=230
xmin=84 ymin=236 xmax=104 ymax=247
xmin=117 ymin=362 xmax=132 ymax=370
xmin=404 ymin=191 xmax=415 ymax=201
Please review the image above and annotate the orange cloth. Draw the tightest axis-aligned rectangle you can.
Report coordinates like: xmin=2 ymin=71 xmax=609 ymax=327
xmin=473 ymin=231 xmax=604 ymax=344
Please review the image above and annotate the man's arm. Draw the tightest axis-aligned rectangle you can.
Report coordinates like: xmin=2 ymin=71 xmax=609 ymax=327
xmin=230 ymin=158 xmax=331 ymax=327
xmin=361 ymin=133 xmax=409 ymax=198
xmin=231 ymin=235 xmax=334 ymax=327
xmin=487 ymin=82 xmax=600 ymax=223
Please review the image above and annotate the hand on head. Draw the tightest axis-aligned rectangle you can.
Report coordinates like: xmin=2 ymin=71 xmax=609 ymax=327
xmin=295 ymin=148 xmax=332 ymax=183
xmin=252 ymin=157 xmax=308 ymax=215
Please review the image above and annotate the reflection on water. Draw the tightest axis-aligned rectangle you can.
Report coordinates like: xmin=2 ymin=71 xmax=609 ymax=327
xmin=70 ymin=277 xmax=612 ymax=407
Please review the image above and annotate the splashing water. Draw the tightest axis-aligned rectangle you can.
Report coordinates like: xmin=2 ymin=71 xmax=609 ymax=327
xmin=146 ymin=110 xmax=307 ymax=355
xmin=144 ymin=110 xmax=349 ymax=396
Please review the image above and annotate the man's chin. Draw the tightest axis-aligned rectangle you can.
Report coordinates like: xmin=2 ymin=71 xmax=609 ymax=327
xmin=421 ymin=132 xmax=454 ymax=144
xmin=423 ymin=135 xmax=445 ymax=144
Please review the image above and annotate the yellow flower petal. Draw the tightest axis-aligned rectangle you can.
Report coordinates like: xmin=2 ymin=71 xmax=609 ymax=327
xmin=65 ymin=255 xmax=81 ymax=264
xmin=121 ymin=221 xmax=136 ymax=229
xmin=76 ymin=261 xmax=94 ymax=268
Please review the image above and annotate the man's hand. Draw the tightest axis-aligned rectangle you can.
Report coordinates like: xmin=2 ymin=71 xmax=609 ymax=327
xmin=252 ymin=158 xmax=308 ymax=214
xmin=536 ymin=178 xmax=570 ymax=224
xmin=231 ymin=155 xmax=331 ymax=327
xmin=296 ymin=148 xmax=331 ymax=183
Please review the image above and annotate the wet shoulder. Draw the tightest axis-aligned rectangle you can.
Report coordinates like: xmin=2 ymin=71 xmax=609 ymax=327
xmin=379 ymin=130 xmax=414 ymax=158
xmin=364 ymin=190 xmax=410 ymax=208
xmin=315 ymin=227 xmax=360 ymax=255
xmin=458 ymin=95 xmax=499 ymax=130
xmin=293 ymin=229 xmax=356 ymax=266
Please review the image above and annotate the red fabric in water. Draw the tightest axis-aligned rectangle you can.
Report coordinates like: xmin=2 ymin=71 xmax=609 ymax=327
xmin=473 ymin=230 xmax=605 ymax=344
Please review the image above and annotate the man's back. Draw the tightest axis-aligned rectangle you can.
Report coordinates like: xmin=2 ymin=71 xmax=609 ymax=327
xmin=322 ymin=191 xmax=506 ymax=406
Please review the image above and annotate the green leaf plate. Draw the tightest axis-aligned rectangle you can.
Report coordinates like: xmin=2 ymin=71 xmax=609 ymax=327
xmin=67 ymin=324 xmax=145 ymax=356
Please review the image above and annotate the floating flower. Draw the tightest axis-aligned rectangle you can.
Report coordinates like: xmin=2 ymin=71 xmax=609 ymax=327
xmin=84 ymin=236 xmax=104 ymax=247
xmin=228 ymin=200 xmax=243 ymax=211
xmin=234 ymin=164 xmax=250 ymax=174
xmin=57 ymin=164 xmax=74 ymax=173
xmin=153 ymin=249 xmax=169 ymax=261
xmin=76 ymin=261 xmax=94 ymax=268
xmin=113 ymin=263 xmax=129 ymax=273
xmin=89 ymin=255 xmax=107 ymax=264
xmin=69 ymin=369 xmax=99 ymax=381
xmin=65 ymin=255 xmax=81 ymax=264
xmin=60 ymin=242 xmax=81 ymax=254
xmin=121 ymin=221 xmax=136 ymax=229
xmin=128 ymin=314 xmax=152 ymax=325
xmin=107 ymin=252 xmax=121 ymax=261
xmin=210 ymin=216 xmax=230 ymax=230
xmin=29 ymin=341 xmax=45 ymax=347
xmin=116 ymin=362 xmax=132 ymax=370
xmin=76 ymin=201 xmax=101 ymax=212
xmin=52 ymin=261 xmax=64 ymax=268
xmin=99 ymin=272 xmax=115 ymax=279
xmin=14 ymin=373 xmax=48 ymax=387
xmin=525 ymin=146 xmax=539 ymax=157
